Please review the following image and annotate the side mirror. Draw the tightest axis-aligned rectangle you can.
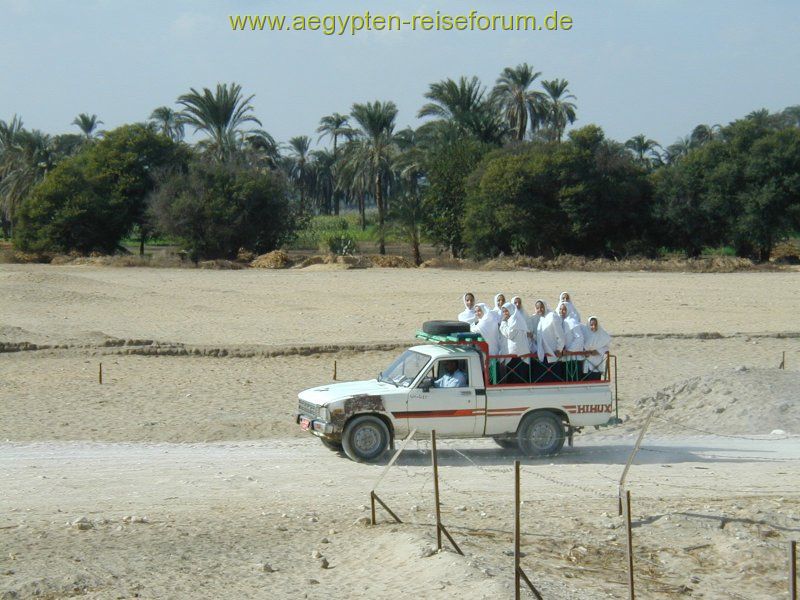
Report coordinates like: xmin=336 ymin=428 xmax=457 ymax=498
xmin=420 ymin=378 xmax=433 ymax=392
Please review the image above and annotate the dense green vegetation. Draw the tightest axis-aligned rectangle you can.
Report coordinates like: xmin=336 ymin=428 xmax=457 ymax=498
xmin=1 ymin=68 xmax=798 ymax=263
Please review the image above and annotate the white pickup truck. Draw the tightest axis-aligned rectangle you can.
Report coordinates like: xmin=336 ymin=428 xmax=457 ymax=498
xmin=295 ymin=327 xmax=618 ymax=462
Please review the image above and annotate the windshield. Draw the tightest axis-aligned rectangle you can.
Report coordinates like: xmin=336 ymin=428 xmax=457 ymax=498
xmin=379 ymin=350 xmax=430 ymax=387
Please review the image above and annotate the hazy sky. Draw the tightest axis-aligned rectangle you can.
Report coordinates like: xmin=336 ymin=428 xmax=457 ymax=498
xmin=1 ymin=0 xmax=798 ymax=148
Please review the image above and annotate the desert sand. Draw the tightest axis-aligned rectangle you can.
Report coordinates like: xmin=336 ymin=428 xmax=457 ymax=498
xmin=1 ymin=264 xmax=799 ymax=599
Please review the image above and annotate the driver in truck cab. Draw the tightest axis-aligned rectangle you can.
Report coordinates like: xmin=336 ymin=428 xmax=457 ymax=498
xmin=433 ymin=360 xmax=467 ymax=388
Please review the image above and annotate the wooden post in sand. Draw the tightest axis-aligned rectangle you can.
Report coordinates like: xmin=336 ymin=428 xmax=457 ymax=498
xmin=624 ymin=490 xmax=635 ymax=600
xmin=98 ymin=363 xmax=103 ymax=385
xmin=333 ymin=360 xmax=337 ymax=380
xmin=431 ymin=430 xmax=443 ymax=551
xmin=790 ymin=540 xmax=797 ymax=600
xmin=514 ymin=461 xmax=542 ymax=600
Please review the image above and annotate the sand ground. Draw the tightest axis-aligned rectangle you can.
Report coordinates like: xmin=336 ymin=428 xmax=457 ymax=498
xmin=1 ymin=265 xmax=799 ymax=599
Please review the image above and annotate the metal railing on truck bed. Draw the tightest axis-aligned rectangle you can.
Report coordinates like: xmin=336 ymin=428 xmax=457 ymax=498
xmin=415 ymin=330 xmax=619 ymax=419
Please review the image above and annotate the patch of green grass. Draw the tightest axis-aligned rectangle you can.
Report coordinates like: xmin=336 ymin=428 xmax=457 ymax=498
xmin=700 ymin=245 xmax=737 ymax=257
xmin=290 ymin=211 xmax=404 ymax=251
xmin=120 ymin=236 xmax=179 ymax=247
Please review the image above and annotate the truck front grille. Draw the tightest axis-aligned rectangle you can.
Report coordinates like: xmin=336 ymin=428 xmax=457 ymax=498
xmin=298 ymin=399 xmax=320 ymax=419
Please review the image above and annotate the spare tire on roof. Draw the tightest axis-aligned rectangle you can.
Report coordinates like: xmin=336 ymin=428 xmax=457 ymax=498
xmin=422 ymin=320 xmax=471 ymax=335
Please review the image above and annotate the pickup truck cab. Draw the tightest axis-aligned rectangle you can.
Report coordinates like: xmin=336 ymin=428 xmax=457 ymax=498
xmin=296 ymin=327 xmax=618 ymax=462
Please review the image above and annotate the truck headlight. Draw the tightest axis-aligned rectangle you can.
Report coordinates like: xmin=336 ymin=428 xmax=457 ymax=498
xmin=319 ymin=406 xmax=330 ymax=421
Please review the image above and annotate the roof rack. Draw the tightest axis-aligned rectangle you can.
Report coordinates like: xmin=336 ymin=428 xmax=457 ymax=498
xmin=415 ymin=330 xmax=485 ymax=344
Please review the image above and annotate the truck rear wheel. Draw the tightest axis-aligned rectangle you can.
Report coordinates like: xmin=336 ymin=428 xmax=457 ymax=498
xmin=517 ymin=412 xmax=565 ymax=457
xmin=342 ymin=415 xmax=390 ymax=463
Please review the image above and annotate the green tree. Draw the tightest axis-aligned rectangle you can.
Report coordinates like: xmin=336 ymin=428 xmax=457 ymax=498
xmin=317 ymin=112 xmax=354 ymax=215
xmin=177 ymin=82 xmax=262 ymax=161
xmin=0 ymin=125 xmax=57 ymax=236
xmin=13 ymin=124 xmax=187 ymax=255
xmin=418 ymin=76 xmax=506 ymax=145
xmin=418 ymin=123 xmax=491 ymax=257
xmin=72 ymin=113 xmax=104 ymax=140
xmin=624 ymin=134 xmax=661 ymax=167
xmin=309 ymin=148 xmax=335 ymax=215
xmin=540 ymin=79 xmax=577 ymax=142
xmin=149 ymin=162 xmax=296 ymax=261
xmin=286 ymin=135 xmax=312 ymax=212
xmin=462 ymin=127 xmax=654 ymax=258
xmin=491 ymin=63 xmax=546 ymax=141
xmin=346 ymin=101 xmax=399 ymax=254
xmin=149 ymin=106 xmax=185 ymax=141
xmin=736 ymin=128 xmax=800 ymax=260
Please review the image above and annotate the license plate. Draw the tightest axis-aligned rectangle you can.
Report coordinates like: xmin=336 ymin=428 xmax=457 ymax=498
xmin=299 ymin=417 xmax=311 ymax=431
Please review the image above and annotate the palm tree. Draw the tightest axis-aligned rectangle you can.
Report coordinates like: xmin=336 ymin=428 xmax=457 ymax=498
xmin=177 ymin=82 xmax=262 ymax=161
xmin=72 ymin=113 xmax=103 ymax=140
xmin=347 ymin=101 xmax=399 ymax=254
xmin=689 ymin=124 xmax=721 ymax=147
xmin=540 ymin=79 xmax=577 ymax=142
xmin=491 ymin=64 xmax=547 ymax=141
xmin=624 ymin=134 xmax=661 ymax=166
xmin=337 ymin=139 xmax=371 ymax=230
xmin=317 ymin=113 xmax=354 ymax=156
xmin=0 ymin=116 xmax=25 ymax=236
xmin=309 ymin=149 xmax=336 ymax=214
xmin=149 ymin=106 xmax=184 ymax=141
xmin=0 ymin=128 xmax=56 ymax=234
xmin=781 ymin=105 xmax=800 ymax=128
xmin=242 ymin=129 xmax=280 ymax=169
xmin=418 ymin=76 xmax=506 ymax=144
xmin=665 ymin=136 xmax=692 ymax=163
xmin=390 ymin=129 xmax=426 ymax=265
xmin=287 ymin=135 xmax=312 ymax=212
xmin=317 ymin=113 xmax=354 ymax=215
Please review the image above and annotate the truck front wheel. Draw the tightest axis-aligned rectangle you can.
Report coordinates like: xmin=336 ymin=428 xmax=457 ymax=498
xmin=342 ymin=415 xmax=390 ymax=463
xmin=517 ymin=412 xmax=565 ymax=457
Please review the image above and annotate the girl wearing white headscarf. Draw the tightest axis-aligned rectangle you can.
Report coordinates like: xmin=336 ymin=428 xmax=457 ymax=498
xmin=527 ymin=299 xmax=549 ymax=352
xmin=557 ymin=302 xmax=584 ymax=356
xmin=489 ymin=293 xmax=508 ymax=354
xmin=582 ymin=316 xmax=612 ymax=378
xmin=500 ymin=302 xmax=530 ymax=358
xmin=500 ymin=302 xmax=530 ymax=383
xmin=535 ymin=305 xmax=565 ymax=364
xmin=512 ymin=296 xmax=534 ymax=353
xmin=558 ymin=291 xmax=581 ymax=323
xmin=471 ymin=303 xmax=503 ymax=384
xmin=558 ymin=301 xmax=585 ymax=381
xmin=470 ymin=303 xmax=501 ymax=355
xmin=458 ymin=292 xmax=478 ymax=324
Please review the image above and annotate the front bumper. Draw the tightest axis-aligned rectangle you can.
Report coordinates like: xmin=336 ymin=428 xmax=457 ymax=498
xmin=295 ymin=413 xmax=336 ymax=436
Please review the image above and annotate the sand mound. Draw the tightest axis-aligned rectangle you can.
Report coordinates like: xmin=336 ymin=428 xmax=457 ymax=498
xmin=197 ymin=259 xmax=244 ymax=270
xmin=291 ymin=254 xmax=371 ymax=269
xmin=250 ymin=250 xmax=292 ymax=269
xmin=366 ymin=255 xmax=415 ymax=268
xmin=630 ymin=368 xmax=798 ymax=435
xmin=419 ymin=256 xmax=478 ymax=269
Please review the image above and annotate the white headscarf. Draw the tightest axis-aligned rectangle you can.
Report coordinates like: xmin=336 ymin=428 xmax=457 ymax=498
xmin=557 ymin=301 xmax=584 ymax=355
xmin=500 ymin=302 xmax=530 ymax=357
xmin=491 ymin=293 xmax=506 ymax=318
xmin=511 ymin=296 xmax=529 ymax=323
xmin=457 ymin=292 xmax=477 ymax=324
xmin=583 ymin=315 xmax=612 ymax=372
xmin=470 ymin=303 xmax=501 ymax=355
xmin=536 ymin=308 xmax=566 ymax=364
xmin=558 ymin=291 xmax=581 ymax=322
xmin=527 ymin=299 xmax=549 ymax=349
